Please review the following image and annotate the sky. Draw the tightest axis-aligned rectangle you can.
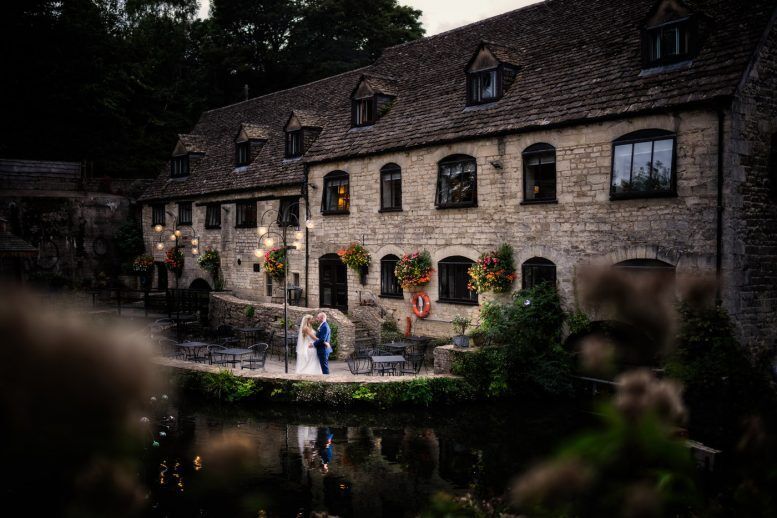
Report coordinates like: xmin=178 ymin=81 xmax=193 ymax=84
xmin=196 ymin=0 xmax=542 ymax=36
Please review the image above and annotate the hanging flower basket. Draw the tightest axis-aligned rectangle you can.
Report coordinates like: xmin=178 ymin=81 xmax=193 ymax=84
xmin=467 ymin=244 xmax=516 ymax=294
xmin=337 ymin=242 xmax=370 ymax=271
xmin=395 ymin=251 xmax=433 ymax=290
xmin=132 ymin=254 xmax=155 ymax=274
xmin=197 ymin=248 xmax=221 ymax=276
xmin=165 ymin=247 xmax=184 ymax=278
xmin=264 ymin=247 xmax=286 ymax=280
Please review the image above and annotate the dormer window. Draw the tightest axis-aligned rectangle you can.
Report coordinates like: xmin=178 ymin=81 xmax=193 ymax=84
xmin=235 ymin=141 xmax=250 ymax=166
xmin=171 ymin=155 xmax=189 ymax=178
xmin=641 ymin=0 xmax=699 ymax=68
xmin=353 ymin=98 xmax=375 ymax=127
xmin=350 ymin=75 xmax=397 ymax=128
xmin=465 ymin=41 xmax=519 ymax=106
xmin=285 ymin=130 xmax=302 ymax=158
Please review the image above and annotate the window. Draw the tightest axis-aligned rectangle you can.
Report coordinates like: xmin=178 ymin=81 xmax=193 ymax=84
xmin=285 ymin=130 xmax=302 ymax=158
xmin=611 ymin=130 xmax=676 ymax=198
xmin=523 ymin=143 xmax=557 ymax=202
xmin=278 ymin=198 xmax=300 ymax=227
xmin=205 ymin=204 xmax=221 ymax=229
xmin=235 ymin=200 xmax=257 ymax=228
xmin=266 ymin=274 xmax=273 ymax=297
xmin=177 ymin=202 xmax=192 ymax=225
xmin=522 ymin=257 xmax=557 ymax=290
xmin=437 ymin=155 xmax=477 ymax=208
xmin=151 ymin=204 xmax=166 ymax=226
xmin=171 ymin=155 xmax=189 ymax=178
xmin=468 ymin=69 xmax=498 ymax=104
xmin=380 ymin=254 xmax=403 ymax=298
xmin=645 ymin=19 xmax=690 ymax=66
xmin=438 ymin=256 xmax=478 ymax=304
xmin=380 ymin=163 xmax=402 ymax=211
xmin=353 ymin=97 xmax=375 ymax=126
xmin=235 ymin=141 xmax=250 ymax=166
xmin=322 ymin=171 xmax=350 ymax=214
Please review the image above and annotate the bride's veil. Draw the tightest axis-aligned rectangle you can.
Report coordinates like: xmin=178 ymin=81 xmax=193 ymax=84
xmin=295 ymin=315 xmax=309 ymax=357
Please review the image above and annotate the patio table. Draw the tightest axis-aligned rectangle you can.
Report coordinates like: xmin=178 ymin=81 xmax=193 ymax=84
xmin=215 ymin=347 xmax=253 ymax=368
xmin=177 ymin=341 xmax=209 ymax=362
xmin=370 ymin=355 xmax=406 ymax=376
xmin=236 ymin=326 xmax=264 ymax=346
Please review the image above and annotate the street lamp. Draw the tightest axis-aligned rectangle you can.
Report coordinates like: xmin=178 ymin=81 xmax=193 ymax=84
xmin=153 ymin=211 xmax=206 ymax=289
xmin=256 ymin=200 xmax=312 ymax=373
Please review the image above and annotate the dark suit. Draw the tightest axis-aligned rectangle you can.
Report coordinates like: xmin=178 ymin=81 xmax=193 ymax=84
xmin=313 ymin=320 xmax=331 ymax=374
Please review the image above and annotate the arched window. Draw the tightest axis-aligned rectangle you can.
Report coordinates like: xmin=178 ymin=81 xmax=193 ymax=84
xmin=522 ymin=257 xmax=556 ymax=290
xmin=380 ymin=254 xmax=402 ymax=298
xmin=380 ymin=163 xmax=402 ymax=211
xmin=436 ymin=155 xmax=477 ymax=208
xmin=523 ymin=143 xmax=556 ymax=203
xmin=439 ymin=256 xmax=477 ymax=304
xmin=611 ymin=129 xmax=676 ymax=199
xmin=615 ymin=259 xmax=675 ymax=277
xmin=322 ymin=171 xmax=350 ymax=214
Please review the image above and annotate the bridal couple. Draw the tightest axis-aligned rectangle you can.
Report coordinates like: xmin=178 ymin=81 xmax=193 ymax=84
xmin=294 ymin=312 xmax=332 ymax=375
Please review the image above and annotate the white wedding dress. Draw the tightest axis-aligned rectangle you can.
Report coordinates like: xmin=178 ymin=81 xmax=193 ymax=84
xmin=295 ymin=322 xmax=323 ymax=375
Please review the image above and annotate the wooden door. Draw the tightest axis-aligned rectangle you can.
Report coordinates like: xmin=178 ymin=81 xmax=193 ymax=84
xmin=319 ymin=254 xmax=347 ymax=311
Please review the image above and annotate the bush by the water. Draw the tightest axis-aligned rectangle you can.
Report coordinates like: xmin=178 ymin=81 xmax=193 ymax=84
xmin=454 ymin=283 xmax=573 ymax=399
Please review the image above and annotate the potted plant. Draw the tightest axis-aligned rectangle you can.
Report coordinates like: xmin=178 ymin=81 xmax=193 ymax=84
xmin=468 ymin=326 xmax=488 ymax=348
xmin=338 ymin=242 xmax=370 ymax=285
xmin=395 ymin=251 xmax=434 ymax=290
xmin=452 ymin=316 xmax=471 ymax=348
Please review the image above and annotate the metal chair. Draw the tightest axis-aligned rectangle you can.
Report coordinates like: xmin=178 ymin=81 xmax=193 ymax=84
xmin=346 ymin=352 xmax=372 ymax=375
xmin=242 ymin=343 xmax=269 ymax=370
xmin=157 ymin=337 xmax=182 ymax=359
xmin=401 ymin=342 xmax=429 ymax=375
xmin=207 ymin=344 xmax=228 ymax=365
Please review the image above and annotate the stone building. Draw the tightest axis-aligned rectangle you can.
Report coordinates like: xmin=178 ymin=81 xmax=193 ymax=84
xmin=139 ymin=0 xmax=777 ymax=353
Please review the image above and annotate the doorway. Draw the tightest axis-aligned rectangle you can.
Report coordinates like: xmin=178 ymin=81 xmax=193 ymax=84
xmin=319 ymin=254 xmax=347 ymax=311
xmin=155 ymin=261 xmax=168 ymax=290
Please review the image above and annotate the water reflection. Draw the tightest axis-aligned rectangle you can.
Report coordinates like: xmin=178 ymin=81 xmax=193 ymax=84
xmin=143 ymin=398 xmax=579 ymax=517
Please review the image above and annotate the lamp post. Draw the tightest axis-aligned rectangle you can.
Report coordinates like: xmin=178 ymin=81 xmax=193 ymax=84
xmin=255 ymin=201 xmax=313 ymax=373
xmin=153 ymin=212 xmax=204 ymax=290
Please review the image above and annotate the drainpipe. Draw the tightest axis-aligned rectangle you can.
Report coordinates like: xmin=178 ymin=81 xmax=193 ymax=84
xmin=303 ymin=163 xmax=310 ymax=308
xmin=715 ymin=108 xmax=725 ymax=305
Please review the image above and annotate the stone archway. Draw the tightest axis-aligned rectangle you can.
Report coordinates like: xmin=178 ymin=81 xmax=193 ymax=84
xmin=189 ymin=278 xmax=212 ymax=291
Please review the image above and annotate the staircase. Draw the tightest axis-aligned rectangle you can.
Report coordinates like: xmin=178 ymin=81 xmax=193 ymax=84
xmin=352 ymin=319 xmax=378 ymax=353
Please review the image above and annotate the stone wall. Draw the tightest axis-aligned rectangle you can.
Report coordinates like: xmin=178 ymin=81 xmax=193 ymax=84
xmin=724 ymin=17 xmax=777 ymax=353
xmin=306 ymin=110 xmax=720 ymax=337
xmin=208 ymin=292 xmax=356 ymax=358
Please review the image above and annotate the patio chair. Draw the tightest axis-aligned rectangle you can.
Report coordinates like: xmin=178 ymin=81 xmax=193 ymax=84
xmin=242 ymin=343 xmax=269 ymax=370
xmin=207 ymin=344 xmax=228 ymax=366
xmin=346 ymin=352 xmax=372 ymax=375
xmin=157 ymin=337 xmax=182 ymax=359
xmin=401 ymin=342 xmax=429 ymax=375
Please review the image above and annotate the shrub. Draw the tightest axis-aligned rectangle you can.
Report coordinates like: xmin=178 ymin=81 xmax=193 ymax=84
xmin=201 ymin=370 xmax=261 ymax=402
xmin=244 ymin=305 xmax=255 ymax=319
xmin=380 ymin=319 xmax=404 ymax=343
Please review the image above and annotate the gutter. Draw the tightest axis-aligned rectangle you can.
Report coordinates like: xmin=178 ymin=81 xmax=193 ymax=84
xmin=303 ymin=163 xmax=310 ymax=308
xmin=715 ymin=108 xmax=725 ymax=305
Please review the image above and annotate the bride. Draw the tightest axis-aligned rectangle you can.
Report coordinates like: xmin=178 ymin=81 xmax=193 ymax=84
xmin=295 ymin=315 xmax=323 ymax=375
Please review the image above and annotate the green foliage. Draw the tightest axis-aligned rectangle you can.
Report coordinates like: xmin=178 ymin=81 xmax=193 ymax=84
xmin=201 ymin=370 xmax=261 ymax=402
xmin=566 ymin=310 xmax=592 ymax=337
xmin=380 ymin=319 xmax=404 ymax=343
xmin=329 ymin=321 xmax=339 ymax=356
xmin=451 ymin=315 xmax=471 ymax=336
xmin=458 ymin=283 xmax=573 ymax=398
xmin=666 ymin=303 xmax=775 ymax=446
xmin=114 ymin=220 xmax=146 ymax=264
xmin=244 ymin=305 xmax=255 ymax=319
xmin=352 ymin=385 xmax=376 ymax=401
xmin=467 ymin=243 xmax=517 ymax=294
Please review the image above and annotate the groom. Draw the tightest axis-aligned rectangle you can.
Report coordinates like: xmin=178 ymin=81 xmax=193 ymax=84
xmin=313 ymin=312 xmax=332 ymax=374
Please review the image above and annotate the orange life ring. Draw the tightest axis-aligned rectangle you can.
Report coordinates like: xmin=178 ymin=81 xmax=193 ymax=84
xmin=411 ymin=291 xmax=431 ymax=319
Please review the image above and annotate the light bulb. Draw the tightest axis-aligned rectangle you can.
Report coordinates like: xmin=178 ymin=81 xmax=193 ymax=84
xmin=192 ymin=248 xmax=199 ymax=255
xmin=169 ymin=234 xmax=177 ymax=241
xmin=294 ymin=230 xmax=304 ymax=240
xmin=154 ymin=224 xmax=164 ymax=233
xmin=254 ymin=248 xmax=263 ymax=258
xmin=305 ymin=219 xmax=315 ymax=229
xmin=155 ymin=242 xmax=164 ymax=251
xmin=174 ymin=229 xmax=182 ymax=237
xmin=258 ymin=226 xmax=268 ymax=236
xmin=191 ymin=238 xmax=199 ymax=246
xmin=292 ymin=241 xmax=301 ymax=249
xmin=265 ymin=237 xmax=274 ymax=248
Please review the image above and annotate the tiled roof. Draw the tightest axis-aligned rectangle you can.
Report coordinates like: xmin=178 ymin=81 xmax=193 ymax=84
xmin=176 ymin=134 xmax=207 ymax=155
xmin=0 ymin=232 xmax=37 ymax=256
xmin=240 ymin=123 xmax=270 ymax=141
xmin=140 ymin=0 xmax=776 ymax=202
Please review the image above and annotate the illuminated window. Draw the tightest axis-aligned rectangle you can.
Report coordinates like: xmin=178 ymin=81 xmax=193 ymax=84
xmin=322 ymin=171 xmax=350 ymax=214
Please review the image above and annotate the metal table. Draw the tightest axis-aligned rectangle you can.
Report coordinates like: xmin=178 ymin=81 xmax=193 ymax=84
xmin=177 ymin=341 xmax=209 ymax=362
xmin=236 ymin=326 xmax=264 ymax=346
xmin=370 ymin=355 xmax=406 ymax=376
xmin=214 ymin=347 xmax=253 ymax=368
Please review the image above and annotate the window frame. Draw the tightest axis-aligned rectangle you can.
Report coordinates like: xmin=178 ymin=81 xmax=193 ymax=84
xmin=177 ymin=201 xmax=193 ymax=226
xmin=321 ymin=171 xmax=350 ymax=215
xmin=610 ymin=130 xmax=677 ymax=200
xmin=643 ymin=17 xmax=694 ymax=67
xmin=438 ymin=256 xmax=478 ymax=305
xmin=379 ymin=163 xmax=403 ymax=212
xmin=205 ymin=203 xmax=221 ymax=229
xmin=277 ymin=197 xmax=301 ymax=227
xmin=436 ymin=155 xmax=478 ymax=209
xmin=285 ymin=130 xmax=302 ymax=158
xmin=151 ymin=204 xmax=166 ymax=227
xmin=170 ymin=155 xmax=190 ymax=178
xmin=352 ymin=96 xmax=376 ymax=127
xmin=265 ymin=273 xmax=273 ymax=297
xmin=522 ymin=143 xmax=557 ymax=204
xmin=467 ymin=67 xmax=501 ymax=105
xmin=379 ymin=254 xmax=403 ymax=298
xmin=235 ymin=200 xmax=257 ymax=228
xmin=521 ymin=257 xmax=557 ymax=290
xmin=235 ymin=141 xmax=250 ymax=167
